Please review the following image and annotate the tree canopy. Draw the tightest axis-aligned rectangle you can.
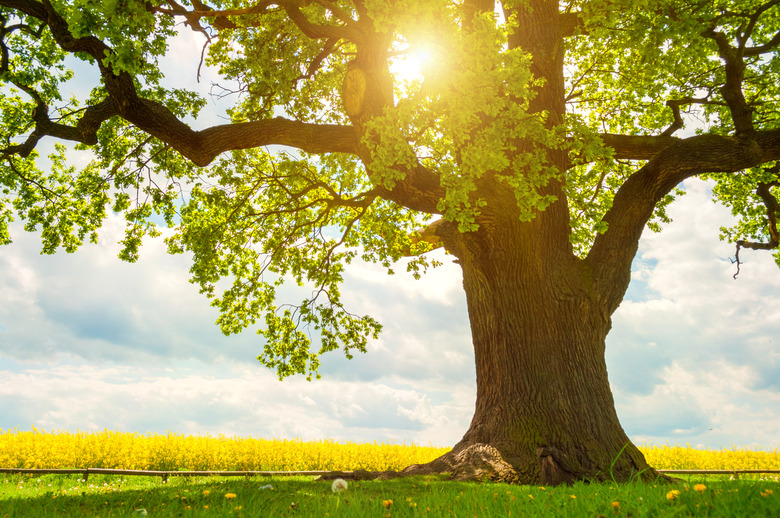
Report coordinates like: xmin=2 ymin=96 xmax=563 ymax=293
xmin=1 ymin=0 xmax=779 ymax=383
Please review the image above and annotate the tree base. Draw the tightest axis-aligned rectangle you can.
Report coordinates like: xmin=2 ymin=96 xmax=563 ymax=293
xmin=318 ymin=442 xmax=673 ymax=485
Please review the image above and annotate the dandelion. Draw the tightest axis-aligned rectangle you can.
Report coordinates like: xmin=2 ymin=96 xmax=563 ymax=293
xmin=331 ymin=478 xmax=348 ymax=493
xmin=203 ymin=490 xmax=210 ymax=496
xmin=693 ymin=484 xmax=707 ymax=492
xmin=225 ymin=492 xmax=237 ymax=499
xmin=612 ymin=501 xmax=620 ymax=509
xmin=761 ymin=489 xmax=773 ymax=497
xmin=382 ymin=499 xmax=393 ymax=508
xmin=667 ymin=489 xmax=681 ymax=500
xmin=570 ymin=495 xmax=577 ymax=499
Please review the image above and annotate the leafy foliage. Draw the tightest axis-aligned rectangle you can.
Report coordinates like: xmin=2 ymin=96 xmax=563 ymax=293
xmin=1 ymin=0 xmax=779 ymax=379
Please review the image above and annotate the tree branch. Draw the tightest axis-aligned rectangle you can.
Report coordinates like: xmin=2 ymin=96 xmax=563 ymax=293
xmin=0 ymin=88 xmax=119 ymax=157
xmin=586 ymin=129 xmax=780 ymax=313
xmin=702 ymin=27 xmax=754 ymax=133
xmin=740 ymin=0 xmax=780 ymax=53
xmin=661 ymin=96 xmax=716 ymax=136
xmin=0 ymin=0 xmax=361 ymax=166
xmin=599 ymin=134 xmax=681 ymax=160
xmin=733 ymin=179 xmax=780 ymax=278
xmin=155 ymin=0 xmax=361 ymax=40
xmin=559 ymin=11 xmax=583 ymax=37
xmin=396 ymin=218 xmax=445 ymax=257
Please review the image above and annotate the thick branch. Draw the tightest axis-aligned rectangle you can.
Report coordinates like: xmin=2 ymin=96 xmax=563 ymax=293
xmin=702 ymin=27 xmax=753 ymax=133
xmin=599 ymin=134 xmax=680 ymax=160
xmin=183 ymin=118 xmax=359 ymax=166
xmin=586 ymin=129 xmax=780 ymax=314
xmin=559 ymin=11 xmax=583 ymax=37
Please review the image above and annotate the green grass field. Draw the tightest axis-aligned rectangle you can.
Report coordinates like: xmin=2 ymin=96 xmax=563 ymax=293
xmin=1 ymin=473 xmax=777 ymax=517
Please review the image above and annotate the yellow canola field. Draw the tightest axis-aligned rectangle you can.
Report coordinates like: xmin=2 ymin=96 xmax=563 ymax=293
xmin=639 ymin=443 xmax=780 ymax=472
xmin=1 ymin=429 xmax=778 ymax=474
xmin=0 ymin=428 xmax=449 ymax=472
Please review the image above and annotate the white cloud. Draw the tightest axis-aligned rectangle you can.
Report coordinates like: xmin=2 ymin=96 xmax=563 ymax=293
xmin=0 ymin=361 xmax=471 ymax=446
xmin=608 ymin=179 xmax=780 ymax=448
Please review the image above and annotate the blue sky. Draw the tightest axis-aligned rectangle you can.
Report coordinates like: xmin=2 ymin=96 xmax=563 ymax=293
xmin=1 ymin=30 xmax=779 ymax=452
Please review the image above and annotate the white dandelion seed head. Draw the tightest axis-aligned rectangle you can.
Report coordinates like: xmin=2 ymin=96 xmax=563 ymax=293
xmin=331 ymin=478 xmax=348 ymax=493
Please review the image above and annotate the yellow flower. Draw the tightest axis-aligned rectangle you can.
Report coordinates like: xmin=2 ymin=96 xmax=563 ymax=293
xmin=382 ymin=499 xmax=393 ymax=508
xmin=570 ymin=495 xmax=577 ymax=499
xmin=202 ymin=490 xmax=210 ymax=496
xmin=693 ymin=484 xmax=707 ymax=492
xmin=612 ymin=501 xmax=620 ymax=509
xmin=225 ymin=492 xmax=237 ymax=499
xmin=761 ymin=489 xmax=773 ymax=497
xmin=667 ymin=489 xmax=681 ymax=500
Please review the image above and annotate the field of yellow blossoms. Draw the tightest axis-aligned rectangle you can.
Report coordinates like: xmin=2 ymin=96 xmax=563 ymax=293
xmin=640 ymin=443 xmax=780 ymax=474
xmin=1 ymin=428 xmax=778 ymax=475
xmin=0 ymin=428 xmax=448 ymax=472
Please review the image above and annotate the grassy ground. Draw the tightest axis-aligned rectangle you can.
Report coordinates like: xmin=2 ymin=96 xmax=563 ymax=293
xmin=0 ymin=473 xmax=777 ymax=517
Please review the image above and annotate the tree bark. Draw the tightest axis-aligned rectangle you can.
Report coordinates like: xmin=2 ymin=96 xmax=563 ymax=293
xmin=392 ymin=215 xmax=659 ymax=485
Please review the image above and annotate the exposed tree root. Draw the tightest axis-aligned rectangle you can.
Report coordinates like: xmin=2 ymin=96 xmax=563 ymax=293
xmin=317 ymin=442 xmax=675 ymax=485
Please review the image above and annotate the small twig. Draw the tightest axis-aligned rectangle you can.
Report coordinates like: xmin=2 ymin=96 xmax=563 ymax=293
xmin=731 ymin=241 xmax=742 ymax=279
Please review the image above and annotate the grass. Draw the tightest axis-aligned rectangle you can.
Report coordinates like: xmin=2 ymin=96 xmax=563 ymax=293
xmin=1 ymin=473 xmax=777 ymax=517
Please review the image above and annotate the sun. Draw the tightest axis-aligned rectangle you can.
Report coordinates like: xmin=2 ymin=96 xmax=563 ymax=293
xmin=390 ymin=44 xmax=436 ymax=84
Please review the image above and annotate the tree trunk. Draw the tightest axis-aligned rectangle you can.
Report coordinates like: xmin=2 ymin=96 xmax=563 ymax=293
xmin=396 ymin=215 xmax=659 ymax=485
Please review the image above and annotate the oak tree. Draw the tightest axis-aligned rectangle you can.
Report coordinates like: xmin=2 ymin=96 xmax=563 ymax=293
xmin=2 ymin=0 xmax=779 ymax=484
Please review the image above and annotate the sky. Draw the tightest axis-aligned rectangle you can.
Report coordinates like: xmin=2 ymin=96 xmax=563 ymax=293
xmin=1 ymin=29 xmax=779 ymax=452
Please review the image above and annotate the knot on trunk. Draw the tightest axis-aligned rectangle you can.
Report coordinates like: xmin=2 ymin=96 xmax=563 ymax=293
xmin=342 ymin=64 xmax=367 ymax=118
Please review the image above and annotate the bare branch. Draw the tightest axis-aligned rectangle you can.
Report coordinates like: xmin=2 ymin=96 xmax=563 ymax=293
xmin=296 ymin=36 xmax=340 ymax=84
xmin=661 ymin=96 xmax=715 ymax=136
